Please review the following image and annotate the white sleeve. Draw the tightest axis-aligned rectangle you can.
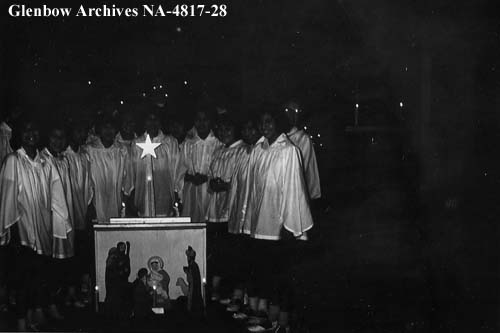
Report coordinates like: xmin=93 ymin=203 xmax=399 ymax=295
xmin=280 ymin=147 xmax=314 ymax=238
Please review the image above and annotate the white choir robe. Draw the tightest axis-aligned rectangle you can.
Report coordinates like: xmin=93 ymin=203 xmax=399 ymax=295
xmin=0 ymin=122 xmax=13 ymax=165
xmin=287 ymin=127 xmax=321 ymax=199
xmin=0 ymin=148 xmax=71 ymax=257
xmin=228 ymin=143 xmax=252 ymax=234
xmin=63 ymin=146 xmax=93 ymax=231
xmin=243 ymin=134 xmax=313 ymax=240
xmin=206 ymin=140 xmax=248 ymax=223
xmin=84 ymin=139 xmax=128 ymax=223
xmin=126 ymin=131 xmax=180 ymax=217
xmin=178 ymin=128 xmax=223 ymax=222
xmin=41 ymin=148 xmax=75 ymax=258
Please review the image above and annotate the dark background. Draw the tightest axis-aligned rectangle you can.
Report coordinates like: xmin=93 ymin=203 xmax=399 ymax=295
xmin=1 ymin=0 xmax=499 ymax=331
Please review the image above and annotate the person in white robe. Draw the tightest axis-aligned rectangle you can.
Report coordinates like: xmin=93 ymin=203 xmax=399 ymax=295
xmin=204 ymin=116 xmax=248 ymax=299
xmin=244 ymin=111 xmax=313 ymax=240
xmin=0 ymin=121 xmax=13 ymax=165
xmin=0 ymin=120 xmax=70 ymax=330
xmin=228 ymin=117 xmax=261 ymax=234
xmin=178 ymin=110 xmax=223 ymax=222
xmin=126 ymin=112 xmax=180 ymax=217
xmin=84 ymin=117 xmax=128 ymax=223
xmin=42 ymin=125 xmax=88 ymax=312
xmin=206 ymin=117 xmax=247 ymax=223
xmin=40 ymin=127 xmax=74 ymax=259
xmin=242 ymin=109 xmax=313 ymax=314
xmin=64 ymin=123 xmax=93 ymax=232
xmin=64 ymin=122 xmax=93 ymax=306
xmin=284 ymin=101 xmax=321 ymax=200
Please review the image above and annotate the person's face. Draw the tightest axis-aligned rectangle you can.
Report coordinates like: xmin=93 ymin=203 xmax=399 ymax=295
xmin=260 ymin=113 xmax=278 ymax=140
xmin=118 ymin=243 xmax=126 ymax=253
xmin=21 ymin=122 xmax=40 ymax=148
xmin=151 ymin=262 xmax=159 ymax=271
xmin=217 ymin=123 xmax=235 ymax=146
xmin=49 ymin=129 xmax=66 ymax=155
xmin=169 ymin=121 xmax=185 ymax=141
xmin=121 ymin=114 xmax=136 ymax=136
xmin=194 ymin=112 xmax=211 ymax=135
xmin=242 ymin=121 xmax=259 ymax=145
xmin=144 ymin=114 xmax=160 ymax=136
xmin=100 ymin=123 xmax=116 ymax=143
xmin=284 ymin=101 xmax=301 ymax=128
xmin=72 ymin=126 xmax=88 ymax=146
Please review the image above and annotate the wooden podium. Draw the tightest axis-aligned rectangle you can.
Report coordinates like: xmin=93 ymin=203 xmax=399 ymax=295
xmin=94 ymin=218 xmax=206 ymax=302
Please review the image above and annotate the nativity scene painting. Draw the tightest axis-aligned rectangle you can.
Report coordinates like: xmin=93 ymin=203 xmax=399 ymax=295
xmin=103 ymin=242 xmax=203 ymax=319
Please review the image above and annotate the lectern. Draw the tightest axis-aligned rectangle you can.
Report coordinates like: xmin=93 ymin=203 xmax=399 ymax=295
xmin=94 ymin=217 xmax=206 ymax=303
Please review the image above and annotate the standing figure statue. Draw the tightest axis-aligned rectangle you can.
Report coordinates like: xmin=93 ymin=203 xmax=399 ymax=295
xmin=183 ymin=246 xmax=203 ymax=315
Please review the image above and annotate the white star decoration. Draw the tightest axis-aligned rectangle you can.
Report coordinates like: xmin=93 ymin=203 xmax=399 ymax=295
xmin=136 ymin=134 xmax=161 ymax=159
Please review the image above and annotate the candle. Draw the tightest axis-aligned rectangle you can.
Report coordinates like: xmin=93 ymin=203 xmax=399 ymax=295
xmin=354 ymin=103 xmax=359 ymax=126
xmin=153 ymin=285 xmax=157 ymax=307
xmin=95 ymin=286 xmax=99 ymax=313
xmin=202 ymin=278 xmax=207 ymax=309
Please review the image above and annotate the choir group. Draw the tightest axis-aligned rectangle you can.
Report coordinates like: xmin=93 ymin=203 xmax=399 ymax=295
xmin=0 ymin=100 xmax=320 ymax=331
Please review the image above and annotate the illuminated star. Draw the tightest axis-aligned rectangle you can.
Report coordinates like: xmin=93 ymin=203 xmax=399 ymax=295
xmin=136 ymin=134 xmax=161 ymax=159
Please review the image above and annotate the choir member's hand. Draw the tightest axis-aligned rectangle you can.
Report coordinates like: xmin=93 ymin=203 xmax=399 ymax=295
xmin=209 ymin=179 xmax=218 ymax=192
xmin=201 ymin=174 xmax=209 ymax=185
xmin=194 ymin=173 xmax=208 ymax=186
xmin=184 ymin=173 xmax=195 ymax=183
xmin=219 ymin=180 xmax=230 ymax=192
xmin=86 ymin=202 xmax=97 ymax=222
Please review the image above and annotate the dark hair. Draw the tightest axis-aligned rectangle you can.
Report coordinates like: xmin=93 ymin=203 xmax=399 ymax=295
xmin=240 ymin=113 xmax=259 ymax=128
xmin=168 ymin=112 xmax=187 ymax=127
xmin=94 ymin=114 xmax=117 ymax=135
xmin=48 ymin=122 xmax=67 ymax=136
xmin=193 ymin=101 xmax=215 ymax=122
xmin=216 ymin=114 xmax=237 ymax=130
xmin=138 ymin=268 xmax=148 ymax=279
xmin=258 ymin=103 xmax=288 ymax=134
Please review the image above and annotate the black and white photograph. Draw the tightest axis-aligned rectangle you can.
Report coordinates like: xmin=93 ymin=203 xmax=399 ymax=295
xmin=0 ymin=1 xmax=499 ymax=332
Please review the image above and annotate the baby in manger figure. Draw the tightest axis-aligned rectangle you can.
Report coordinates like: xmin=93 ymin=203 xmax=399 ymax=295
xmin=147 ymin=256 xmax=170 ymax=305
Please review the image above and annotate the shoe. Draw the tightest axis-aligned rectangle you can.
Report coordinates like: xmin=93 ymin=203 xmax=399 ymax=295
xmin=65 ymin=286 xmax=77 ymax=306
xmin=9 ymin=291 xmax=16 ymax=306
xmin=47 ymin=304 xmax=64 ymax=320
xmin=33 ymin=308 xmax=46 ymax=326
xmin=81 ymin=294 xmax=90 ymax=304
xmin=219 ymin=298 xmax=231 ymax=305
xmin=27 ymin=323 xmax=40 ymax=332
xmin=17 ymin=318 xmax=27 ymax=332
xmin=73 ymin=300 xmax=86 ymax=308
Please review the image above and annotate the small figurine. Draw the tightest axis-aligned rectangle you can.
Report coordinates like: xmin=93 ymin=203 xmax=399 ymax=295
xmin=105 ymin=242 xmax=132 ymax=319
xmin=184 ymin=246 xmax=203 ymax=315
xmin=132 ymin=268 xmax=153 ymax=320
xmin=147 ymin=256 xmax=170 ymax=305
xmin=116 ymin=241 xmax=131 ymax=281
xmin=104 ymin=247 xmax=122 ymax=318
